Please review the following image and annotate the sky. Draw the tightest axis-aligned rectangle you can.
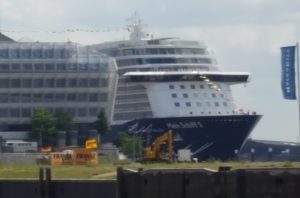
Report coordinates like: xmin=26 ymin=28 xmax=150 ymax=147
xmin=0 ymin=0 xmax=300 ymax=142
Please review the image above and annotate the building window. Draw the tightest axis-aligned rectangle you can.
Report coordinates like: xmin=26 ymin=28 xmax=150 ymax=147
xmin=223 ymin=102 xmax=228 ymax=107
xmin=11 ymin=64 xmax=21 ymax=71
xmin=67 ymin=93 xmax=77 ymax=101
xmin=21 ymin=94 xmax=31 ymax=103
xmin=68 ymin=79 xmax=77 ymax=87
xmin=78 ymin=108 xmax=87 ymax=117
xmin=174 ymin=102 xmax=180 ymax=107
xmin=183 ymin=93 xmax=188 ymax=98
xmin=0 ymin=108 xmax=8 ymax=117
xmin=22 ymin=108 xmax=31 ymax=117
xmin=78 ymin=79 xmax=88 ymax=87
xmin=215 ymin=102 xmax=219 ymax=107
xmin=57 ymin=63 xmax=67 ymax=71
xmin=34 ymin=63 xmax=44 ymax=71
xmin=32 ymin=94 xmax=43 ymax=102
xmin=0 ymin=79 xmax=9 ymax=88
xmin=55 ymin=93 xmax=65 ymax=102
xmin=212 ymin=93 xmax=216 ymax=98
xmin=10 ymin=79 xmax=21 ymax=88
xmin=77 ymin=93 xmax=88 ymax=101
xmin=22 ymin=79 xmax=32 ymax=88
xmin=171 ymin=93 xmax=177 ymax=98
xmin=89 ymin=107 xmax=98 ymax=116
xmin=169 ymin=84 xmax=174 ymax=89
xmin=56 ymin=79 xmax=66 ymax=87
xmin=89 ymin=93 xmax=99 ymax=102
xmin=45 ymin=64 xmax=55 ymax=71
xmin=180 ymin=85 xmax=185 ymax=89
xmin=10 ymin=93 xmax=19 ymax=103
xmin=44 ymin=93 xmax=54 ymax=102
xmin=23 ymin=64 xmax=33 ymax=71
xmin=10 ymin=108 xmax=20 ymax=117
xmin=190 ymin=84 xmax=195 ymax=89
xmin=200 ymin=84 xmax=204 ymax=89
xmin=44 ymin=79 xmax=55 ymax=87
xmin=89 ymin=79 xmax=100 ymax=87
xmin=220 ymin=93 xmax=224 ymax=98
xmin=186 ymin=102 xmax=191 ymax=107
xmin=33 ymin=79 xmax=44 ymax=88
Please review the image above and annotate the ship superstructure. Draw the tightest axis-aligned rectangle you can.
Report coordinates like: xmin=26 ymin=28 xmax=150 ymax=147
xmin=91 ymin=14 xmax=261 ymax=160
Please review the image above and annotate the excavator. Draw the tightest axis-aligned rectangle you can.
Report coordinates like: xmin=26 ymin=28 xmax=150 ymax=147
xmin=143 ymin=130 xmax=174 ymax=162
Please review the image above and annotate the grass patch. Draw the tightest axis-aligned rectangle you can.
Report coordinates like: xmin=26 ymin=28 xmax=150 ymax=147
xmin=0 ymin=161 xmax=299 ymax=179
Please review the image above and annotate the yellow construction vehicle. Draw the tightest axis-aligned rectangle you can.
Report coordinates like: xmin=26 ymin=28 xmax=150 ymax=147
xmin=143 ymin=130 xmax=173 ymax=161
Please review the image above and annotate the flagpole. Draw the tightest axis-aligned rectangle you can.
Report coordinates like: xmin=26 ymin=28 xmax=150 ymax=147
xmin=297 ymin=42 xmax=300 ymax=143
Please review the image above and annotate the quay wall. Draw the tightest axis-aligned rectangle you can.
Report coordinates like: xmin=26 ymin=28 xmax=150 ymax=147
xmin=0 ymin=167 xmax=300 ymax=198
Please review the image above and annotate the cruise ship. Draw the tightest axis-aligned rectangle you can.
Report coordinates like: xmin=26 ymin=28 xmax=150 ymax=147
xmin=91 ymin=14 xmax=262 ymax=160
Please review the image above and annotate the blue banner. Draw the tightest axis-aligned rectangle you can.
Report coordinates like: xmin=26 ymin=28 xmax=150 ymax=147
xmin=281 ymin=46 xmax=296 ymax=100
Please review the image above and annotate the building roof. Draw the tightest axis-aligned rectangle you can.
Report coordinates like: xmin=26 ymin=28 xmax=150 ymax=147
xmin=0 ymin=32 xmax=15 ymax=42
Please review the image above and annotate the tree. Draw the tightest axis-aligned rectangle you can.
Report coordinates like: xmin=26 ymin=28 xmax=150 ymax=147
xmin=118 ymin=132 xmax=143 ymax=159
xmin=30 ymin=108 xmax=56 ymax=147
xmin=94 ymin=110 xmax=110 ymax=135
xmin=54 ymin=110 xmax=73 ymax=131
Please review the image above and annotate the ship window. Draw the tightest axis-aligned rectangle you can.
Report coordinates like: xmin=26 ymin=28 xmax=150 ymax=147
xmin=186 ymin=102 xmax=191 ymax=107
xmin=190 ymin=85 xmax=195 ymax=89
xmin=169 ymin=85 xmax=174 ymax=89
xmin=183 ymin=93 xmax=188 ymax=98
xmin=200 ymin=84 xmax=204 ymax=89
xmin=223 ymin=102 xmax=228 ymax=107
xmin=220 ymin=93 xmax=224 ymax=98
xmin=193 ymin=93 xmax=198 ymax=97
xmin=215 ymin=102 xmax=219 ymax=107
xmin=196 ymin=102 xmax=201 ymax=106
xmin=206 ymin=102 xmax=210 ymax=106
xmin=174 ymin=102 xmax=180 ymax=107
xmin=171 ymin=93 xmax=177 ymax=98
xmin=180 ymin=85 xmax=185 ymax=89
xmin=212 ymin=93 xmax=216 ymax=98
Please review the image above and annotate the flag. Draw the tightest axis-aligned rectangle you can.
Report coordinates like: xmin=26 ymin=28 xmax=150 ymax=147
xmin=281 ymin=46 xmax=297 ymax=100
